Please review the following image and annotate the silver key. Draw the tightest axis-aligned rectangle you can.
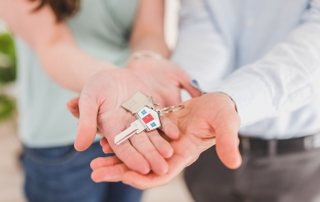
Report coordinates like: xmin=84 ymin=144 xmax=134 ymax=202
xmin=114 ymin=119 xmax=146 ymax=145
xmin=114 ymin=106 xmax=162 ymax=145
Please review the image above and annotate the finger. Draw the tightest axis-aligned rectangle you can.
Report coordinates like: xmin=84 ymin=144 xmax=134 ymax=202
xmin=100 ymin=137 xmax=108 ymax=146
xmin=74 ymin=93 xmax=98 ymax=151
xmin=213 ymin=107 xmax=241 ymax=169
xmin=147 ymin=131 xmax=173 ymax=158
xmin=91 ymin=164 xmax=129 ymax=183
xmin=130 ymin=132 xmax=169 ymax=175
xmin=178 ymin=71 xmax=202 ymax=98
xmin=66 ymin=97 xmax=80 ymax=118
xmin=68 ymin=107 xmax=80 ymax=119
xmin=103 ymin=146 xmax=113 ymax=154
xmin=91 ymin=156 xmax=122 ymax=170
xmin=67 ymin=97 xmax=103 ymax=135
xmin=66 ymin=97 xmax=80 ymax=110
xmin=121 ymin=130 xmax=202 ymax=190
xmin=99 ymin=113 xmax=151 ymax=175
xmin=100 ymin=138 xmax=113 ymax=154
xmin=112 ymin=140 xmax=151 ymax=175
xmin=159 ymin=116 xmax=179 ymax=140
xmin=122 ymin=146 xmax=188 ymax=190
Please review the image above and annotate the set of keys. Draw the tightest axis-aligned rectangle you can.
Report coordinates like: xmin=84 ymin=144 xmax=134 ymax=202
xmin=114 ymin=92 xmax=184 ymax=145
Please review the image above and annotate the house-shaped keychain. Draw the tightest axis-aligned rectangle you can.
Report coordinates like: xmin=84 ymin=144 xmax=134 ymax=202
xmin=135 ymin=106 xmax=162 ymax=131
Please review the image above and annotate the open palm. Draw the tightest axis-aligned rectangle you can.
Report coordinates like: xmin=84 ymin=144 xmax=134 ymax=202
xmin=72 ymin=61 xmax=200 ymax=175
xmin=90 ymin=93 xmax=242 ymax=189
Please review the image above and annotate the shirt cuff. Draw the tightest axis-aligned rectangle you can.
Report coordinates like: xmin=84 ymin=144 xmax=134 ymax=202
xmin=212 ymin=74 xmax=274 ymax=126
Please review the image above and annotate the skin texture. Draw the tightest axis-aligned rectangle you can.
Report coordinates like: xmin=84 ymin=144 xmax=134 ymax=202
xmin=72 ymin=60 xmax=201 ymax=175
xmin=68 ymin=92 xmax=242 ymax=189
xmin=130 ymin=0 xmax=169 ymax=57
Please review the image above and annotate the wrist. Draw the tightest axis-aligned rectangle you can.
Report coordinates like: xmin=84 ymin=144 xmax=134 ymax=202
xmin=126 ymin=55 xmax=166 ymax=72
xmin=129 ymin=50 xmax=163 ymax=62
xmin=204 ymin=92 xmax=238 ymax=113
xmin=217 ymin=92 xmax=238 ymax=113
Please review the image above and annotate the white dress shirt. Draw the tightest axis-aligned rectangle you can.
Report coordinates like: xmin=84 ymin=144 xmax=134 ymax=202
xmin=172 ymin=0 xmax=320 ymax=139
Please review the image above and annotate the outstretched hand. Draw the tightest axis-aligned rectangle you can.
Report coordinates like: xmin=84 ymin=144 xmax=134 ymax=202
xmin=88 ymin=92 xmax=242 ymax=189
xmin=69 ymin=58 xmax=201 ymax=175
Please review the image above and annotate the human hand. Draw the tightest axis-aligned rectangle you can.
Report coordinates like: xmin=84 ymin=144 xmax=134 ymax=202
xmin=89 ymin=92 xmax=241 ymax=189
xmin=71 ymin=66 xmax=200 ymax=175
xmin=71 ymin=69 xmax=176 ymax=175
xmin=126 ymin=58 xmax=201 ymax=105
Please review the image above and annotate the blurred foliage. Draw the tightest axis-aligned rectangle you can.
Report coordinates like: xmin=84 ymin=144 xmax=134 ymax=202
xmin=0 ymin=94 xmax=15 ymax=122
xmin=0 ymin=33 xmax=16 ymax=83
xmin=0 ymin=32 xmax=16 ymax=122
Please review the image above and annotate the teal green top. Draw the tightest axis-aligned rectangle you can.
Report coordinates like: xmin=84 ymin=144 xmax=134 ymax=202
xmin=15 ymin=0 xmax=138 ymax=147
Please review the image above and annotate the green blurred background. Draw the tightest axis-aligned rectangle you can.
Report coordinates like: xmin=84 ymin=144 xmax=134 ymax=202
xmin=0 ymin=32 xmax=16 ymax=123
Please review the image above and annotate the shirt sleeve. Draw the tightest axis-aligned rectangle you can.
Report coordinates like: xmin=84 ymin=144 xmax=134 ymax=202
xmin=171 ymin=0 xmax=230 ymax=93
xmin=213 ymin=0 xmax=320 ymax=126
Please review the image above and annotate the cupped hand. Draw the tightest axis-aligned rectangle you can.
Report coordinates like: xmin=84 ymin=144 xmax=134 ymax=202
xmin=89 ymin=92 xmax=241 ymax=189
xmin=71 ymin=62 xmax=201 ymax=175
xmin=70 ymin=69 xmax=175 ymax=175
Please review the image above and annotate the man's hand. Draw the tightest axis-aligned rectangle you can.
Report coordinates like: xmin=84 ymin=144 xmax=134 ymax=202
xmin=89 ymin=93 xmax=241 ymax=189
xmin=71 ymin=62 xmax=201 ymax=175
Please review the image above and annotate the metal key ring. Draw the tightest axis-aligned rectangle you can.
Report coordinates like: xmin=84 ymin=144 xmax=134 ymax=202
xmin=161 ymin=105 xmax=185 ymax=114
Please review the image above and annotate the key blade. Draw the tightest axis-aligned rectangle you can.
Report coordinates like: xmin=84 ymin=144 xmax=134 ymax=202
xmin=114 ymin=131 xmax=137 ymax=145
xmin=114 ymin=129 xmax=138 ymax=145
xmin=114 ymin=121 xmax=143 ymax=145
xmin=114 ymin=128 xmax=138 ymax=145
xmin=114 ymin=120 xmax=147 ymax=145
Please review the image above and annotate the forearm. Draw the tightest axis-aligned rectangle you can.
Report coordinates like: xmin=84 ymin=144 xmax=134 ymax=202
xmin=130 ymin=35 xmax=169 ymax=59
xmin=36 ymin=38 xmax=117 ymax=92
xmin=129 ymin=0 xmax=169 ymax=58
xmin=0 ymin=0 xmax=117 ymax=92
xmin=214 ymin=22 xmax=320 ymax=126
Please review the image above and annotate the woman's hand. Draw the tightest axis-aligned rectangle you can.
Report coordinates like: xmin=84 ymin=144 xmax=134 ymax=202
xmin=70 ymin=64 xmax=201 ymax=175
xmin=89 ymin=93 xmax=242 ymax=189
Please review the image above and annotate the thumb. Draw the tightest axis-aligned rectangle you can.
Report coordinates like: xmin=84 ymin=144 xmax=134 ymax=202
xmin=66 ymin=97 xmax=80 ymax=118
xmin=213 ymin=106 xmax=242 ymax=169
xmin=74 ymin=93 xmax=98 ymax=151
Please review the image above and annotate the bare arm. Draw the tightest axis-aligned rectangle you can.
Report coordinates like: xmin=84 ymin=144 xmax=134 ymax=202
xmin=129 ymin=0 xmax=170 ymax=58
xmin=127 ymin=0 xmax=200 ymax=105
xmin=0 ymin=0 xmax=117 ymax=92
